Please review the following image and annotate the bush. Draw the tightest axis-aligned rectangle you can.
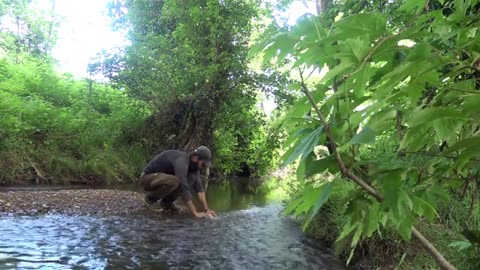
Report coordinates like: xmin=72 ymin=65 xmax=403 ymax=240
xmin=0 ymin=55 xmax=147 ymax=184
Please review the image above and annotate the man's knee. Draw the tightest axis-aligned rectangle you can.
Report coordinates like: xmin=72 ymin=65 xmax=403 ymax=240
xmin=151 ymin=174 xmax=179 ymax=191
xmin=140 ymin=173 xmax=179 ymax=191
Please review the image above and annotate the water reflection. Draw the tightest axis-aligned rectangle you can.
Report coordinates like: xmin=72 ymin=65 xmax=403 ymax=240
xmin=204 ymin=180 xmax=273 ymax=211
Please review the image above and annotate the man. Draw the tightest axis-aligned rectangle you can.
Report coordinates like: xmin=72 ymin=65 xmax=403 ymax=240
xmin=139 ymin=146 xmax=217 ymax=218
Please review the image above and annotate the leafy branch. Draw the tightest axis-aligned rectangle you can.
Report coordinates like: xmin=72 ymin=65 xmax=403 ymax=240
xmin=298 ymin=71 xmax=456 ymax=270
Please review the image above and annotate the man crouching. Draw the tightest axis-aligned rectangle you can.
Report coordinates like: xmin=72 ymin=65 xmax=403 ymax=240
xmin=139 ymin=146 xmax=217 ymax=218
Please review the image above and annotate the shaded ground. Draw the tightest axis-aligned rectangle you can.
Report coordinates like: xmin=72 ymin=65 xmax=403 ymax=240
xmin=0 ymin=189 xmax=148 ymax=216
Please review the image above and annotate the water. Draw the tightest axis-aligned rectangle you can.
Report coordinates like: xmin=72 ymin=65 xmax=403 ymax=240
xmin=0 ymin=181 xmax=344 ymax=270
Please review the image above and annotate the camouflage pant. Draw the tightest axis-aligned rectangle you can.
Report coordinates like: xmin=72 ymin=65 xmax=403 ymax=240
xmin=139 ymin=173 xmax=180 ymax=204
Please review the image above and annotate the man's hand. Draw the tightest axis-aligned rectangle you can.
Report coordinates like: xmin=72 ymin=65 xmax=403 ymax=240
xmin=194 ymin=212 xmax=218 ymax=219
xmin=206 ymin=209 xmax=217 ymax=218
xmin=198 ymin=192 xmax=218 ymax=218
xmin=194 ymin=212 xmax=207 ymax=218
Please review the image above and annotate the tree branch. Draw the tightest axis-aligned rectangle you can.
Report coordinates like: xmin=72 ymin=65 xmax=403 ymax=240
xmin=297 ymin=71 xmax=456 ymax=270
xmin=298 ymin=70 xmax=383 ymax=201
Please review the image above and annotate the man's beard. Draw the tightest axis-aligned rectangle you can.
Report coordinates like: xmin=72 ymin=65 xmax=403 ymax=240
xmin=188 ymin=161 xmax=200 ymax=172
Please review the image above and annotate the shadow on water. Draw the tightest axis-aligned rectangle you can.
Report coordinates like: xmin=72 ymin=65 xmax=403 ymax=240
xmin=0 ymin=179 xmax=345 ymax=270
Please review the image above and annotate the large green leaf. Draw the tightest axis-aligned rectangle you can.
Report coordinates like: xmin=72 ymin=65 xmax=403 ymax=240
xmin=362 ymin=201 xmax=381 ymax=237
xmin=260 ymin=32 xmax=298 ymax=64
xmin=337 ymin=220 xmax=359 ymax=242
xmin=334 ymin=13 xmax=387 ymax=40
xmin=432 ymin=118 xmax=463 ymax=141
xmin=449 ymin=241 xmax=473 ymax=251
xmin=281 ymin=126 xmax=325 ymax=166
xmin=352 ymin=66 xmax=376 ymax=97
xmin=350 ymin=126 xmax=376 ymax=145
xmin=411 ymin=196 xmax=438 ymax=222
xmin=284 ymin=184 xmax=329 ymax=218
xmin=283 ymin=196 xmax=304 ymax=215
xmin=319 ymin=58 xmax=357 ymax=85
xmin=399 ymin=126 xmax=431 ymax=151
xmin=367 ymin=108 xmax=396 ymax=132
xmin=405 ymin=70 xmax=441 ymax=104
xmin=345 ymin=38 xmax=371 ymax=64
xmin=454 ymin=143 xmax=480 ymax=171
xmin=303 ymin=181 xmax=334 ymax=229
xmin=463 ymin=94 xmax=480 ymax=115
xmin=296 ymin=157 xmax=307 ymax=183
xmin=407 ymin=107 xmax=466 ymax=127
xmin=398 ymin=0 xmax=426 ymax=11
xmin=397 ymin=213 xmax=415 ymax=240
xmin=305 ymin=155 xmax=339 ymax=177
xmin=380 ymin=170 xmax=411 ymax=219
xmin=445 ymin=137 xmax=480 ymax=153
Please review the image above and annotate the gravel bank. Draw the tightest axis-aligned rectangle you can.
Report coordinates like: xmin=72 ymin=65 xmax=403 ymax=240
xmin=0 ymin=189 xmax=147 ymax=216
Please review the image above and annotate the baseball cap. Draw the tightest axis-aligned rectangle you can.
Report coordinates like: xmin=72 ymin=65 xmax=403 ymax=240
xmin=194 ymin=146 xmax=212 ymax=167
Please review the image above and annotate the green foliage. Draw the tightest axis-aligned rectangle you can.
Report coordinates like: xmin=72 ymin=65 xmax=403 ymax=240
xmin=450 ymin=229 xmax=480 ymax=268
xmin=0 ymin=0 xmax=58 ymax=57
xmin=254 ymin=0 xmax=480 ymax=267
xmin=90 ymin=0 xmax=279 ymax=176
xmin=0 ymin=55 xmax=147 ymax=184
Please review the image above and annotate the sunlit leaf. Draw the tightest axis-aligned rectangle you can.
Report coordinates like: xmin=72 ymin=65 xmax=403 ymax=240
xmin=334 ymin=13 xmax=387 ymax=40
xmin=398 ymin=0 xmax=426 ymax=12
xmin=448 ymin=241 xmax=472 ymax=251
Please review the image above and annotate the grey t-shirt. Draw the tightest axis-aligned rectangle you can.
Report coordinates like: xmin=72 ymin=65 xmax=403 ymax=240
xmin=143 ymin=150 xmax=204 ymax=201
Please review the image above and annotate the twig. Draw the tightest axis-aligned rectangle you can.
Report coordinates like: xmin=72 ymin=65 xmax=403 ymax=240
xmin=27 ymin=158 xmax=48 ymax=184
xmin=298 ymin=72 xmax=456 ymax=270
xmin=466 ymin=182 xmax=477 ymax=226
xmin=461 ymin=174 xmax=470 ymax=200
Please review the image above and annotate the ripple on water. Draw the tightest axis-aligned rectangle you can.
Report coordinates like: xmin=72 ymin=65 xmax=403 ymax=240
xmin=0 ymin=204 xmax=344 ymax=270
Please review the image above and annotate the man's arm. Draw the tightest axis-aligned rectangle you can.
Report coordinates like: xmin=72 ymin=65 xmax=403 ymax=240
xmin=193 ymin=172 xmax=217 ymax=217
xmin=174 ymin=158 xmax=204 ymax=218
xmin=185 ymin=200 xmax=205 ymax=218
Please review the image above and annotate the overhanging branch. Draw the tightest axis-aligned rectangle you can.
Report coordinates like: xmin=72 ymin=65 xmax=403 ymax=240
xmin=297 ymin=68 xmax=456 ymax=270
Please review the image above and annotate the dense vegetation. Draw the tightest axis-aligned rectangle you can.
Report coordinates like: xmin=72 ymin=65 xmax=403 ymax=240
xmin=1 ymin=0 xmax=479 ymax=268
xmin=0 ymin=1 xmax=147 ymax=184
xmin=253 ymin=0 xmax=480 ymax=268
xmin=0 ymin=0 xmax=280 ymax=184
xmin=0 ymin=55 xmax=147 ymax=184
xmin=89 ymin=0 xmax=282 ymax=177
